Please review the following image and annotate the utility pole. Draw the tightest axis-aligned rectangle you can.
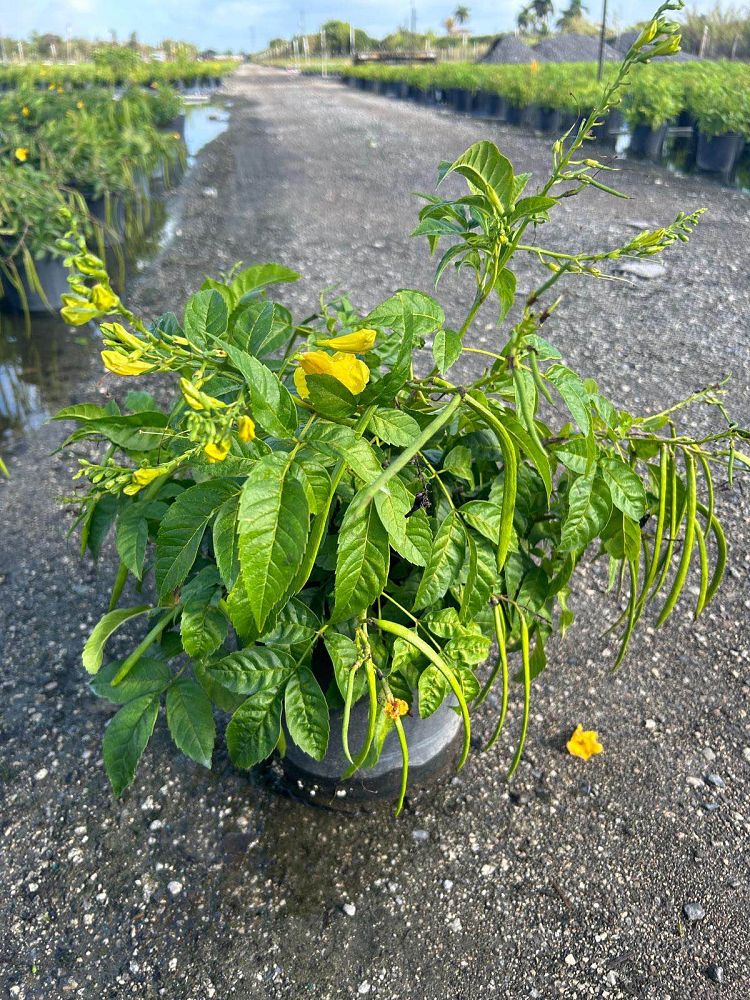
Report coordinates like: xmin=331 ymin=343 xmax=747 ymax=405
xmin=320 ymin=28 xmax=327 ymax=77
xmin=66 ymin=24 xmax=72 ymax=62
xmin=597 ymin=0 xmax=608 ymax=82
xmin=410 ymin=2 xmax=417 ymax=36
xmin=349 ymin=22 xmax=356 ymax=58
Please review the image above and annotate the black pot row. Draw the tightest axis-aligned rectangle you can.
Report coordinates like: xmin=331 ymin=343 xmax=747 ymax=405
xmin=340 ymin=75 xmax=747 ymax=176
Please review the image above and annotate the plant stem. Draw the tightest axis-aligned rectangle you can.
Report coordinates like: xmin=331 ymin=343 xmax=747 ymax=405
xmin=112 ymin=607 xmax=178 ymax=686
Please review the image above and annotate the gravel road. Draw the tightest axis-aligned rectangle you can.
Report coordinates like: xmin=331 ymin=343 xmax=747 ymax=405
xmin=1 ymin=65 xmax=749 ymax=999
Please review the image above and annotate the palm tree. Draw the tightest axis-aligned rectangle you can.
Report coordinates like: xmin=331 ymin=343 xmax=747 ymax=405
xmin=454 ymin=5 xmax=470 ymax=27
xmin=444 ymin=15 xmax=456 ymax=35
xmin=517 ymin=6 xmax=532 ymax=33
xmin=530 ymin=0 xmax=554 ymax=30
xmin=557 ymin=0 xmax=586 ymax=29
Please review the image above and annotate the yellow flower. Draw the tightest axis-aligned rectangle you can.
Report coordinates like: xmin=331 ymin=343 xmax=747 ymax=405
xmin=76 ymin=100 xmax=85 ymax=110
xmin=237 ymin=415 xmax=256 ymax=442
xmin=91 ymin=283 xmax=119 ymax=312
xmin=48 ymin=83 xmax=55 ymax=91
xmin=101 ymin=351 xmax=154 ymax=377
xmin=60 ymin=299 xmax=99 ymax=325
xmin=21 ymin=106 xmax=30 ymax=117
xmin=566 ymin=725 xmax=603 ymax=761
xmin=57 ymin=86 xmax=64 ymax=94
xmin=100 ymin=322 xmax=144 ymax=351
xmin=14 ymin=147 xmax=28 ymax=163
xmin=530 ymin=59 xmax=540 ymax=74
xmin=294 ymin=350 xmax=370 ymax=399
xmin=179 ymin=377 xmax=226 ymax=412
xmin=317 ymin=328 xmax=377 ymax=353
xmin=384 ymin=697 xmax=409 ymax=721
xmin=204 ymin=439 xmax=230 ymax=463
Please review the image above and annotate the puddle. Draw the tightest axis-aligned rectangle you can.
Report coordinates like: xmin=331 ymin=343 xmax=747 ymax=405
xmin=0 ymin=99 xmax=230 ymax=452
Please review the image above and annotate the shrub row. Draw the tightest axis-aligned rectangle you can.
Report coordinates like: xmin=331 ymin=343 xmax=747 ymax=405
xmin=282 ymin=58 xmax=750 ymax=139
xmin=0 ymin=59 xmax=235 ymax=90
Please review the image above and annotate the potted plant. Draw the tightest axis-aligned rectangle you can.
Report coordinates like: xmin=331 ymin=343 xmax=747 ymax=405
xmin=56 ymin=3 xmax=748 ymax=813
xmin=622 ymin=63 xmax=683 ymax=160
xmin=687 ymin=73 xmax=748 ymax=176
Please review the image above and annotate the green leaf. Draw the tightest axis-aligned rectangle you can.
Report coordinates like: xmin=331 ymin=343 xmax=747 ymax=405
xmin=560 ymin=475 xmax=594 ymax=552
xmin=460 ymin=533 xmax=497 ymax=621
xmin=223 ymin=344 xmax=298 ymax=439
xmin=184 ymin=289 xmax=228 ymax=345
xmin=115 ymin=505 xmax=149 ymax=580
xmin=226 ymin=689 xmax=283 ymax=768
xmin=325 ymin=631 xmax=367 ymax=702
xmin=510 ymin=195 xmax=557 ymax=221
xmin=304 ymin=373 xmax=358 ymax=419
xmin=555 ymin=437 xmax=593 ymax=475
xmin=53 ymin=403 xmax=113 ymax=423
xmin=284 ymin=666 xmax=329 ymax=760
xmin=82 ymin=494 xmax=119 ymax=559
xmin=230 ymin=263 xmax=301 ymax=301
xmin=309 ymin=426 xmax=383 ymax=482
xmin=212 ymin=494 xmax=240 ymax=589
xmin=76 ymin=412 xmax=170 ymax=452
xmin=460 ymin=500 xmax=503 ymax=544
xmin=432 ymin=328 xmax=462 ymax=373
xmin=333 ymin=493 xmax=390 ymax=621
xmin=180 ymin=602 xmax=227 ymax=659
xmin=413 ymin=511 xmax=466 ymax=611
xmin=166 ymin=679 xmax=216 ymax=769
xmin=374 ymin=477 xmax=430 ymax=566
xmin=602 ymin=457 xmax=647 ymax=520
xmin=103 ymin=693 xmax=160 ymax=796
xmin=496 ymin=268 xmax=516 ymax=322
xmin=292 ymin=458 xmax=331 ymax=515
xmin=238 ymin=453 xmax=310 ymax=632
xmin=418 ymin=665 xmax=448 ymax=718
xmin=155 ymin=480 xmax=238 ymax=599
xmin=365 ymin=289 xmax=444 ymax=340
xmin=90 ymin=656 xmax=172 ymax=704
xmin=82 ymin=606 xmax=150 ymax=675
xmin=204 ymin=646 xmax=296 ymax=695
xmin=263 ymin=597 xmax=321 ymax=647
xmin=546 ymin=364 xmax=591 ymax=436
xmin=444 ymin=141 xmax=514 ymax=211
xmin=443 ymin=445 xmax=474 ymax=488
xmin=369 ymin=407 xmax=421 ymax=446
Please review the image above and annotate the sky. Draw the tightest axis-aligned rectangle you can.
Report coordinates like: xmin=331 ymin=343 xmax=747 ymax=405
xmin=0 ymin=0 xmax=717 ymax=53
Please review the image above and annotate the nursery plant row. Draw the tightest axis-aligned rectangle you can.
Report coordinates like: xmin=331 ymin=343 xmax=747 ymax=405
xmin=0 ymin=81 xmax=215 ymax=314
xmin=0 ymin=59 xmax=235 ymax=91
xmin=274 ymin=58 xmax=750 ymax=173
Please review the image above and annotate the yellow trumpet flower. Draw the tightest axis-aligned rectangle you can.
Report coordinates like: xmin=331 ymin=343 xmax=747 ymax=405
xmin=566 ymin=725 xmax=603 ymax=761
xmin=101 ymin=322 xmax=144 ymax=351
xmin=101 ymin=351 xmax=154 ymax=377
xmin=60 ymin=299 xmax=100 ymax=325
xmin=14 ymin=148 xmax=28 ymax=163
xmin=317 ymin=328 xmax=377 ymax=353
xmin=237 ymin=415 xmax=256 ymax=442
xmin=91 ymin=284 xmax=119 ymax=312
xmin=294 ymin=350 xmax=370 ymax=399
xmin=204 ymin=439 xmax=230 ymax=463
xmin=21 ymin=106 xmax=30 ymax=117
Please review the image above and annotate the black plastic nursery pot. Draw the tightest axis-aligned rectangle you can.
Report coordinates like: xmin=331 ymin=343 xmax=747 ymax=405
xmin=448 ymin=88 xmax=473 ymax=114
xmin=473 ymin=91 xmax=504 ymax=119
xmin=1 ymin=254 xmax=69 ymax=314
xmin=159 ymin=113 xmax=186 ymax=139
xmin=695 ymin=131 xmax=745 ymax=175
xmin=628 ymin=122 xmax=668 ymax=161
xmin=506 ymin=103 xmax=524 ymax=126
xmin=536 ymin=106 xmax=561 ymax=134
xmin=280 ymin=697 xmax=463 ymax=808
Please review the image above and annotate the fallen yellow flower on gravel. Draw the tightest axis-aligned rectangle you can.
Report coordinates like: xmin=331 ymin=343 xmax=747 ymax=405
xmin=294 ymin=350 xmax=369 ymax=399
xmin=14 ymin=147 xmax=28 ymax=162
xmin=204 ymin=439 xmax=230 ymax=463
xmin=101 ymin=351 xmax=154 ymax=377
xmin=317 ymin=328 xmax=377 ymax=353
xmin=566 ymin=725 xmax=603 ymax=761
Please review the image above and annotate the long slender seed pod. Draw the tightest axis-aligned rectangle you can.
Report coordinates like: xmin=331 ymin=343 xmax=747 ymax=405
xmin=614 ymin=557 xmax=640 ymax=669
xmin=657 ymin=450 xmax=697 ymax=626
xmin=697 ymin=451 xmax=715 ymax=534
xmin=651 ymin=451 xmax=685 ymax=598
xmin=343 ymin=659 xmax=378 ymax=775
xmin=529 ymin=351 xmax=554 ymax=404
xmin=694 ymin=517 xmax=709 ymax=619
xmin=482 ymin=606 xmax=511 ymax=751
xmin=393 ymin=717 xmax=409 ymax=817
xmin=373 ymin=618 xmax=471 ymax=769
xmin=462 ymin=395 xmax=517 ymax=572
xmin=341 ymin=661 xmax=361 ymax=765
xmin=506 ymin=612 xmax=530 ymax=779
xmin=640 ymin=445 xmax=668 ymax=600
xmin=697 ymin=500 xmax=727 ymax=609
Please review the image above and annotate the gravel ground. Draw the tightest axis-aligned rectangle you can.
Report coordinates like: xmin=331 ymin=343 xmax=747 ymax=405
xmin=1 ymin=66 xmax=749 ymax=1000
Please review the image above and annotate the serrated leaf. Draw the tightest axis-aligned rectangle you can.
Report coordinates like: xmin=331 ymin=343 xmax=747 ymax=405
xmin=116 ymin=505 xmax=149 ymax=580
xmin=230 ymin=263 xmax=300 ymax=301
xmin=205 ymin=646 xmax=295 ymax=694
xmin=223 ymin=344 xmax=298 ymax=439
xmin=418 ymin=664 xmax=448 ymax=718
xmin=90 ymin=657 xmax=172 ymax=704
xmin=304 ymin=373 xmax=358 ymax=419
xmin=546 ymin=364 xmax=591 ymax=436
xmin=325 ymin=631 xmax=367 ymax=702
xmin=180 ymin=602 xmax=227 ymax=659
xmin=103 ymin=693 xmax=159 ymax=795
xmin=226 ymin=689 xmax=283 ymax=768
xmin=369 ymin=407 xmax=421 ymax=447
xmin=212 ymin=494 xmax=240 ymax=589
xmin=155 ymin=480 xmax=238 ymax=599
xmin=443 ymin=444 xmax=474 ymax=488
xmin=166 ymin=678 xmax=215 ymax=768
xmin=82 ymin=606 xmax=150 ymax=675
xmin=284 ymin=666 xmax=329 ymax=760
xmin=496 ymin=268 xmax=516 ymax=322
xmin=263 ymin=597 xmax=321 ymax=647
xmin=365 ymin=289 xmax=444 ymax=340
xmin=333 ymin=493 xmax=390 ymax=621
xmin=432 ymin=328 xmax=462 ymax=373
xmin=374 ymin=477 xmax=430 ymax=566
xmin=602 ymin=457 xmax=647 ymax=520
xmin=413 ymin=511 xmax=466 ymax=611
xmin=444 ymin=141 xmax=514 ymax=211
xmin=238 ymin=453 xmax=310 ymax=632
xmin=184 ymin=289 xmax=228 ymax=345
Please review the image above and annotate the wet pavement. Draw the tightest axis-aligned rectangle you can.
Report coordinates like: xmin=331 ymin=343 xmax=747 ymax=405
xmin=0 ymin=66 xmax=749 ymax=999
